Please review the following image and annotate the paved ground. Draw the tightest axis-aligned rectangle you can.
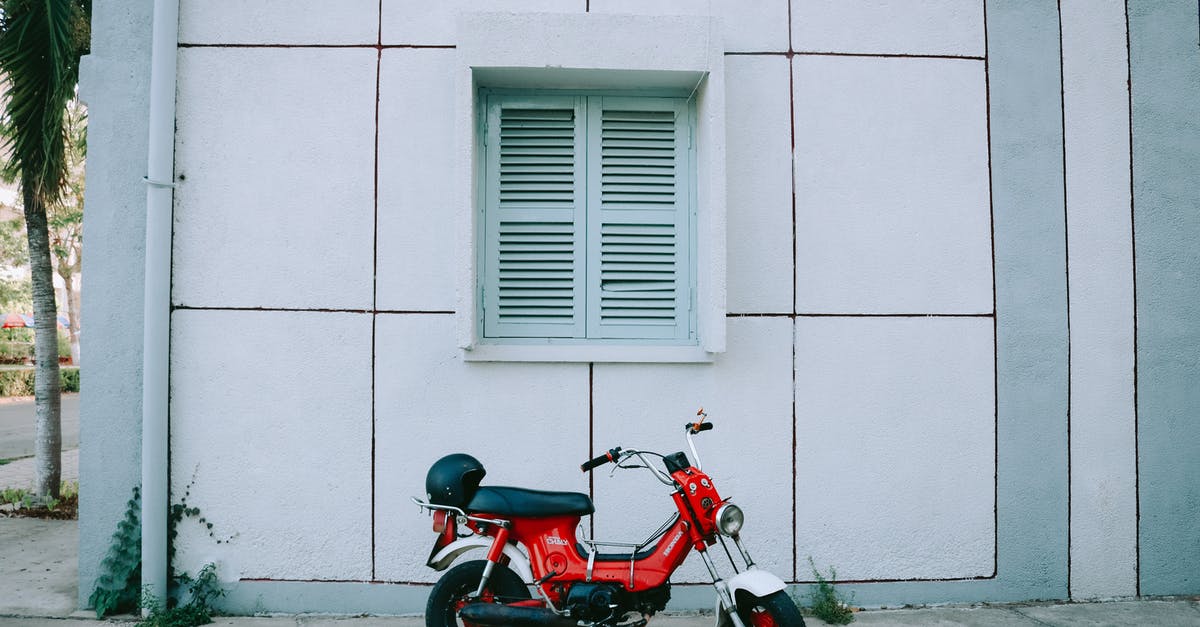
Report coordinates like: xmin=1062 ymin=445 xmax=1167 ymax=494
xmin=0 ymin=393 xmax=80 ymax=491
xmin=4 ymin=601 xmax=1200 ymax=626
xmin=0 ymin=446 xmax=78 ymax=490
xmin=0 ymin=393 xmax=80 ymax=460
xmin=0 ymin=518 xmax=78 ymax=618
xmin=0 ymin=447 xmax=79 ymax=491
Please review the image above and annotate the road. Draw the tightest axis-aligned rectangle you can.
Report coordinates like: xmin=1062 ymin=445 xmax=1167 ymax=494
xmin=0 ymin=393 xmax=79 ymax=460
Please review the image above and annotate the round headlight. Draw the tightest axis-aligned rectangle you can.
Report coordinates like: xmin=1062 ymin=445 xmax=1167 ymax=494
xmin=715 ymin=503 xmax=744 ymax=536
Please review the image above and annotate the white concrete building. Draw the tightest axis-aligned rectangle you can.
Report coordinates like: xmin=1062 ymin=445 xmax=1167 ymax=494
xmin=79 ymin=0 xmax=1200 ymax=614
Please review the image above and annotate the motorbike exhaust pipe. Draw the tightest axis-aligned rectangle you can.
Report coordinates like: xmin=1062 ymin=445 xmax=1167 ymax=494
xmin=458 ymin=603 xmax=577 ymax=626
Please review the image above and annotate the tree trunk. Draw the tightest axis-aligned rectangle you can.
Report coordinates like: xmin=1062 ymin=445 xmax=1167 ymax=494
xmin=25 ymin=185 xmax=61 ymax=499
xmin=56 ymin=259 xmax=81 ymax=365
xmin=67 ymin=277 xmax=80 ymax=365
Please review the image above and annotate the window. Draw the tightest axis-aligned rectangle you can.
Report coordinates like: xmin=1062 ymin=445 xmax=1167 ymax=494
xmin=452 ymin=12 xmax=726 ymax=362
xmin=478 ymin=92 xmax=696 ymax=345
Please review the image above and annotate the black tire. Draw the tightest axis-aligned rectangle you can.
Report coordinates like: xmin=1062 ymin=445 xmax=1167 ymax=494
xmin=425 ymin=559 xmax=532 ymax=627
xmin=736 ymin=590 xmax=806 ymax=627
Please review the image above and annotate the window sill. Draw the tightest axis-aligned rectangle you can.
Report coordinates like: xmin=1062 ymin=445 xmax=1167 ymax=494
xmin=462 ymin=343 xmax=715 ymax=364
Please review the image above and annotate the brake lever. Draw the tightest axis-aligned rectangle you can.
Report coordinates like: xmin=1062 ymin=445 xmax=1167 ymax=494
xmin=607 ymin=450 xmax=627 ymax=477
xmin=609 ymin=451 xmax=655 ymax=480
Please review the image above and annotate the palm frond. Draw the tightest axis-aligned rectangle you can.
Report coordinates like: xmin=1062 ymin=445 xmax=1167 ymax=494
xmin=0 ymin=0 xmax=89 ymax=204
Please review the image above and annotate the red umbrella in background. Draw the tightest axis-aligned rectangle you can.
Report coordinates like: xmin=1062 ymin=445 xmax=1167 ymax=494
xmin=0 ymin=313 xmax=71 ymax=329
xmin=1 ymin=313 xmax=27 ymax=328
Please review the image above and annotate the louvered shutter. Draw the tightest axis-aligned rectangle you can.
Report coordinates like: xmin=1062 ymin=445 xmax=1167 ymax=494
xmin=585 ymin=97 xmax=692 ymax=340
xmin=482 ymin=96 xmax=587 ymax=338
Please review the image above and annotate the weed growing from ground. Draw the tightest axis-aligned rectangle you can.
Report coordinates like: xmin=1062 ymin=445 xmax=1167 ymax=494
xmin=137 ymin=563 xmax=224 ymax=627
xmin=808 ymin=557 xmax=855 ymax=624
xmin=1 ymin=480 xmax=79 ymax=517
xmin=1 ymin=486 xmax=33 ymax=507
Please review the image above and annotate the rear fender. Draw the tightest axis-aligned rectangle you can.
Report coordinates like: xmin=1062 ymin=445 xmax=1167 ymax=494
xmin=428 ymin=536 xmax=534 ymax=583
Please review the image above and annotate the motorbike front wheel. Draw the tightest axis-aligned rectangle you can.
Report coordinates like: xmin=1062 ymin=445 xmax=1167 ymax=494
xmin=425 ymin=559 xmax=532 ymax=627
xmin=736 ymin=590 xmax=806 ymax=627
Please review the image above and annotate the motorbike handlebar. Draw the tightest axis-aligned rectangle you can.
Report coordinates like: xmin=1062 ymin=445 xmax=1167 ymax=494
xmin=581 ymin=447 xmax=622 ymax=472
xmin=685 ymin=421 xmax=715 ymax=434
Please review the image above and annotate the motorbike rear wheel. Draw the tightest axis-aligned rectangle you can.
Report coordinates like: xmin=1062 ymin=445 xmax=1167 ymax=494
xmin=736 ymin=590 xmax=806 ymax=627
xmin=425 ymin=559 xmax=532 ymax=627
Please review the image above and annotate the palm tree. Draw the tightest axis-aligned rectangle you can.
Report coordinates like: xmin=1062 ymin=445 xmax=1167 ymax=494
xmin=0 ymin=0 xmax=90 ymax=500
xmin=51 ymin=96 xmax=84 ymax=365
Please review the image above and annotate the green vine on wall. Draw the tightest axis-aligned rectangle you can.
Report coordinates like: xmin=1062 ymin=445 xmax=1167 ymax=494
xmin=88 ymin=486 xmax=142 ymax=617
xmin=91 ymin=471 xmax=234 ymax=620
xmin=167 ymin=472 xmax=235 ymax=581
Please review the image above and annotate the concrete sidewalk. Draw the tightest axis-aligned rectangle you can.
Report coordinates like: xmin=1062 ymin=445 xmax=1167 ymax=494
xmin=5 ymin=600 xmax=1200 ymax=626
xmin=0 ymin=447 xmax=79 ymax=490
xmin=0 ymin=519 xmax=78 ymax=618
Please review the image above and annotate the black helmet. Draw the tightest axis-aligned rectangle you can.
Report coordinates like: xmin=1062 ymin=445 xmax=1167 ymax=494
xmin=426 ymin=453 xmax=486 ymax=508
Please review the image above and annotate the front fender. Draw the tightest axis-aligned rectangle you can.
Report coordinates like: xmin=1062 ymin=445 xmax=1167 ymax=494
xmin=726 ymin=568 xmax=787 ymax=599
xmin=427 ymin=536 xmax=534 ymax=583
xmin=715 ymin=569 xmax=790 ymax=627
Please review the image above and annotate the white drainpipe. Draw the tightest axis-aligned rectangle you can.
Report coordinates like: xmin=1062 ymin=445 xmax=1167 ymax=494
xmin=142 ymin=0 xmax=180 ymax=606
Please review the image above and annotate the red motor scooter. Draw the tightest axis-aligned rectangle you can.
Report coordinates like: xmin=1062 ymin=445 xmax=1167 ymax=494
xmin=412 ymin=410 xmax=804 ymax=627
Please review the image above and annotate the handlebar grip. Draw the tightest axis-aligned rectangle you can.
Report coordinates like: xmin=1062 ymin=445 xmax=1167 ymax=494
xmin=581 ymin=447 xmax=622 ymax=472
xmin=685 ymin=421 xmax=715 ymax=434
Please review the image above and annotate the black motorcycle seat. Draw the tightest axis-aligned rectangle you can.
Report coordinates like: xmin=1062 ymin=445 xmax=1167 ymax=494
xmin=467 ymin=486 xmax=595 ymax=518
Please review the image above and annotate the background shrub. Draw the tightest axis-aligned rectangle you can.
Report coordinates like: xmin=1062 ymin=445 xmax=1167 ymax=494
xmin=61 ymin=367 xmax=80 ymax=392
xmin=0 ymin=330 xmax=71 ymax=364
xmin=0 ymin=341 xmax=33 ymax=364
xmin=0 ymin=366 xmax=80 ymax=396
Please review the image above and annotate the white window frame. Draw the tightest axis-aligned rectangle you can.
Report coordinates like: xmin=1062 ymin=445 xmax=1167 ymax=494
xmin=453 ymin=12 xmax=726 ymax=363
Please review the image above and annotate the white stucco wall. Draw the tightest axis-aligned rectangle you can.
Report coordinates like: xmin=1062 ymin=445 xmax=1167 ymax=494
xmin=592 ymin=317 xmax=796 ymax=583
xmin=108 ymin=0 xmax=1142 ymax=612
xmin=373 ymin=313 xmax=591 ymax=582
xmin=1061 ymin=0 xmax=1138 ymax=599
xmin=793 ymin=55 xmax=992 ymax=315
xmin=725 ymin=54 xmax=792 ymax=314
xmin=77 ymin=0 xmax=155 ymax=604
xmin=793 ymin=0 xmax=985 ymax=57
xmin=179 ymin=0 xmax=378 ymax=45
xmin=173 ymin=47 xmax=378 ymax=309
xmin=171 ymin=310 xmax=374 ymax=580
xmin=165 ymin=0 xmax=1000 ymax=599
xmin=797 ymin=317 xmax=995 ymax=581
xmin=377 ymin=48 xmax=458 ymax=312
